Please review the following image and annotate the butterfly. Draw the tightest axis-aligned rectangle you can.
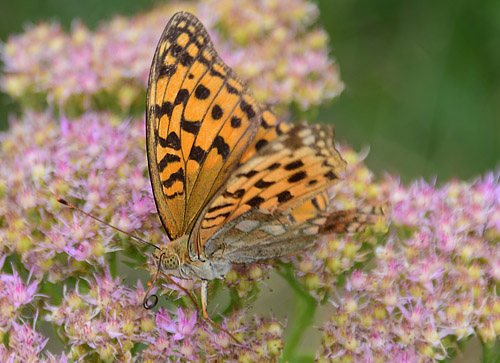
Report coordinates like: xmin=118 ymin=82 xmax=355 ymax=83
xmin=145 ymin=11 xmax=374 ymax=316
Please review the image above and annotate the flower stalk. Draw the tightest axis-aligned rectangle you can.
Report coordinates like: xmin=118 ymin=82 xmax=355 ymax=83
xmin=279 ymin=263 xmax=317 ymax=361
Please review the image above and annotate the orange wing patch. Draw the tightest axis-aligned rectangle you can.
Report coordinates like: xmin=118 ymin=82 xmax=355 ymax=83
xmin=146 ymin=12 xmax=261 ymax=240
xmin=239 ymin=107 xmax=291 ymax=165
xmin=239 ymin=108 xmax=329 ymax=224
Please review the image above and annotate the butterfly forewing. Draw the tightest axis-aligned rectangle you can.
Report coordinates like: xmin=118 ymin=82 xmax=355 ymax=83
xmin=146 ymin=12 xmax=261 ymax=240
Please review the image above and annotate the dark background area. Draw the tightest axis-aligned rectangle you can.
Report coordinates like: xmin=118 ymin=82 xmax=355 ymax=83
xmin=1 ymin=0 xmax=499 ymax=182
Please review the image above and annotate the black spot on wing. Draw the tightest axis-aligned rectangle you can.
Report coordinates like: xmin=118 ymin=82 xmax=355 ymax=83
xmin=288 ymin=171 xmax=307 ymax=183
xmin=179 ymin=52 xmax=194 ymax=66
xmin=276 ymin=191 xmax=293 ymax=203
xmin=188 ymin=145 xmax=207 ymax=164
xmin=195 ymin=84 xmax=210 ymax=100
xmin=226 ymin=83 xmax=239 ymax=94
xmin=170 ymin=44 xmax=183 ymax=56
xmin=254 ymin=179 xmax=275 ymax=188
xmin=202 ymin=212 xmax=231 ymax=222
xmin=261 ymin=117 xmax=272 ymax=129
xmin=156 ymin=102 xmax=174 ymax=119
xmin=157 ymin=131 xmax=181 ymax=150
xmin=158 ymin=153 xmax=181 ymax=172
xmin=237 ymin=170 xmax=258 ymax=178
xmin=165 ymin=191 xmax=183 ymax=199
xmin=210 ymin=67 xmax=224 ymax=78
xmin=255 ymin=139 xmax=268 ymax=151
xmin=158 ymin=64 xmax=176 ymax=78
xmin=207 ymin=203 xmax=234 ymax=213
xmin=162 ymin=168 xmax=184 ymax=188
xmin=267 ymin=163 xmax=280 ymax=171
xmin=240 ymin=100 xmax=256 ymax=119
xmin=211 ymin=105 xmax=223 ymax=120
xmin=324 ymin=170 xmax=338 ymax=180
xmin=246 ymin=196 xmax=264 ymax=208
xmin=223 ymin=189 xmax=245 ymax=199
xmin=230 ymin=116 xmax=241 ymax=128
xmin=212 ymin=136 xmax=230 ymax=160
xmin=181 ymin=118 xmax=201 ymax=134
xmin=174 ymin=89 xmax=189 ymax=105
xmin=284 ymin=160 xmax=304 ymax=170
xmin=199 ymin=55 xmax=211 ymax=66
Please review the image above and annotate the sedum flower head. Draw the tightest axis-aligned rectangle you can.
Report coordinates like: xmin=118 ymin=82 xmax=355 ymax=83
xmin=2 ymin=0 xmax=342 ymax=116
xmin=0 ymin=111 xmax=158 ymax=283
xmin=318 ymin=173 xmax=500 ymax=361
xmin=0 ymin=110 xmax=288 ymax=360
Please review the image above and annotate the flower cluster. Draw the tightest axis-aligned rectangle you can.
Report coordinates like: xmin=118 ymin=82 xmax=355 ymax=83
xmin=0 ymin=111 xmax=160 ymax=283
xmin=289 ymin=146 xmax=387 ymax=301
xmin=318 ymin=173 xmax=500 ymax=361
xmin=44 ymin=268 xmax=284 ymax=362
xmin=2 ymin=0 xmax=342 ymax=115
xmin=143 ymin=308 xmax=284 ymax=362
xmin=0 ymin=256 xmax=65 ymax=362
xmin=0 ymin=111 xmax=286 ymax=360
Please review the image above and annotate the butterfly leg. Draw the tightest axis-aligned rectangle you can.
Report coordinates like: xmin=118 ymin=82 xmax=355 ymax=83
xmin=201 ymin=280 xmax=209 ymax=318
xmin=166 ymin=275 xmax=240 ymax=343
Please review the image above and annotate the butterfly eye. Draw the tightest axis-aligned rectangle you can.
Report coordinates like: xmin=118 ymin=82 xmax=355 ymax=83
xmin=162 ymin=254 xmax=180 ymax=270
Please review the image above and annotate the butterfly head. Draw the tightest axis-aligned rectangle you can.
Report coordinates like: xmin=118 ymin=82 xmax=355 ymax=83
xmin=153 ymin=245 xmax=180 ymax=272
xmin=143 ymin=244 xmax=183 ymax=309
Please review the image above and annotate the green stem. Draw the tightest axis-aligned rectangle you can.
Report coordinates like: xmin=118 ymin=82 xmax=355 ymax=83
xmin=109 ymin=251 xmax=117 ymax=277
xmin=493 ymin=342 xmax=500 ymax=363
xmin=278 ymin=265 xmax=317 ymax=362
xmin=482 ymin=341 xmax=496 ymax=363
xmin=222 ymin=288 xmax=241 ymax=316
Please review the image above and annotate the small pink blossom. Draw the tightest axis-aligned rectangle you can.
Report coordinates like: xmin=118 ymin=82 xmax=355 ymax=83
xmin=157 ymin=307 xmax=198 ymax=341
xmin=1 ymin=267 xmax=40 ymax=310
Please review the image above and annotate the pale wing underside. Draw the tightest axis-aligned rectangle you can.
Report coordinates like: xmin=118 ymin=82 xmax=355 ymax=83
xmin=204 ymin=207 xmax=376 ymax=263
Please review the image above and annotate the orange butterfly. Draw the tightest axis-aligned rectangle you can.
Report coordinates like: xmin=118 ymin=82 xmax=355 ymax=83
xmin=145 ymin=11 xmax=373 ymax=317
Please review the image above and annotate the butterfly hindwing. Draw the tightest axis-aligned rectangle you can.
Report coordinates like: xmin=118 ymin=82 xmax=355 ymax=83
xmin=191 ymin=122 xmax=347 ymax=255
xmin=203 ymin=208 xmax=320 ymax=262
xmin=202 ymin=204 xmax=378 ymax=264
xmin=238 ymin=107 xmax=291 ymax=165
xmin=146 ymin=12 xmax=261 ymax=240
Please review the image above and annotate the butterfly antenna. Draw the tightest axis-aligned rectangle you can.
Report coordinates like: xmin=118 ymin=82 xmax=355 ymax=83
xmin=57 ymin=197 xmax=160 ymax=250
xmin=143 ymin=253 xmax=165 ymax=309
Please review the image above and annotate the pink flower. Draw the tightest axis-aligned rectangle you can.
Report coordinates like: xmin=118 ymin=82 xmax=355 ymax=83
xmin=1 ymin=266 xmax=40 ymax=310
xmin=157 ymin=307 xmax=198 ymax=341
xmin=8 ymin=313 xmax=49 ymax=362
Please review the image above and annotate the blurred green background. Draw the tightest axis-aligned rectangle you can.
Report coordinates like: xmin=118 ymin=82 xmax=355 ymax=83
xmin=1 ymin=0 xmax=499 ymax=182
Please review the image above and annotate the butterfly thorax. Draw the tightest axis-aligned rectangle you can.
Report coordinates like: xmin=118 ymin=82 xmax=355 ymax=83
xmin=153 ymin=235 xmax=231 ymax=281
